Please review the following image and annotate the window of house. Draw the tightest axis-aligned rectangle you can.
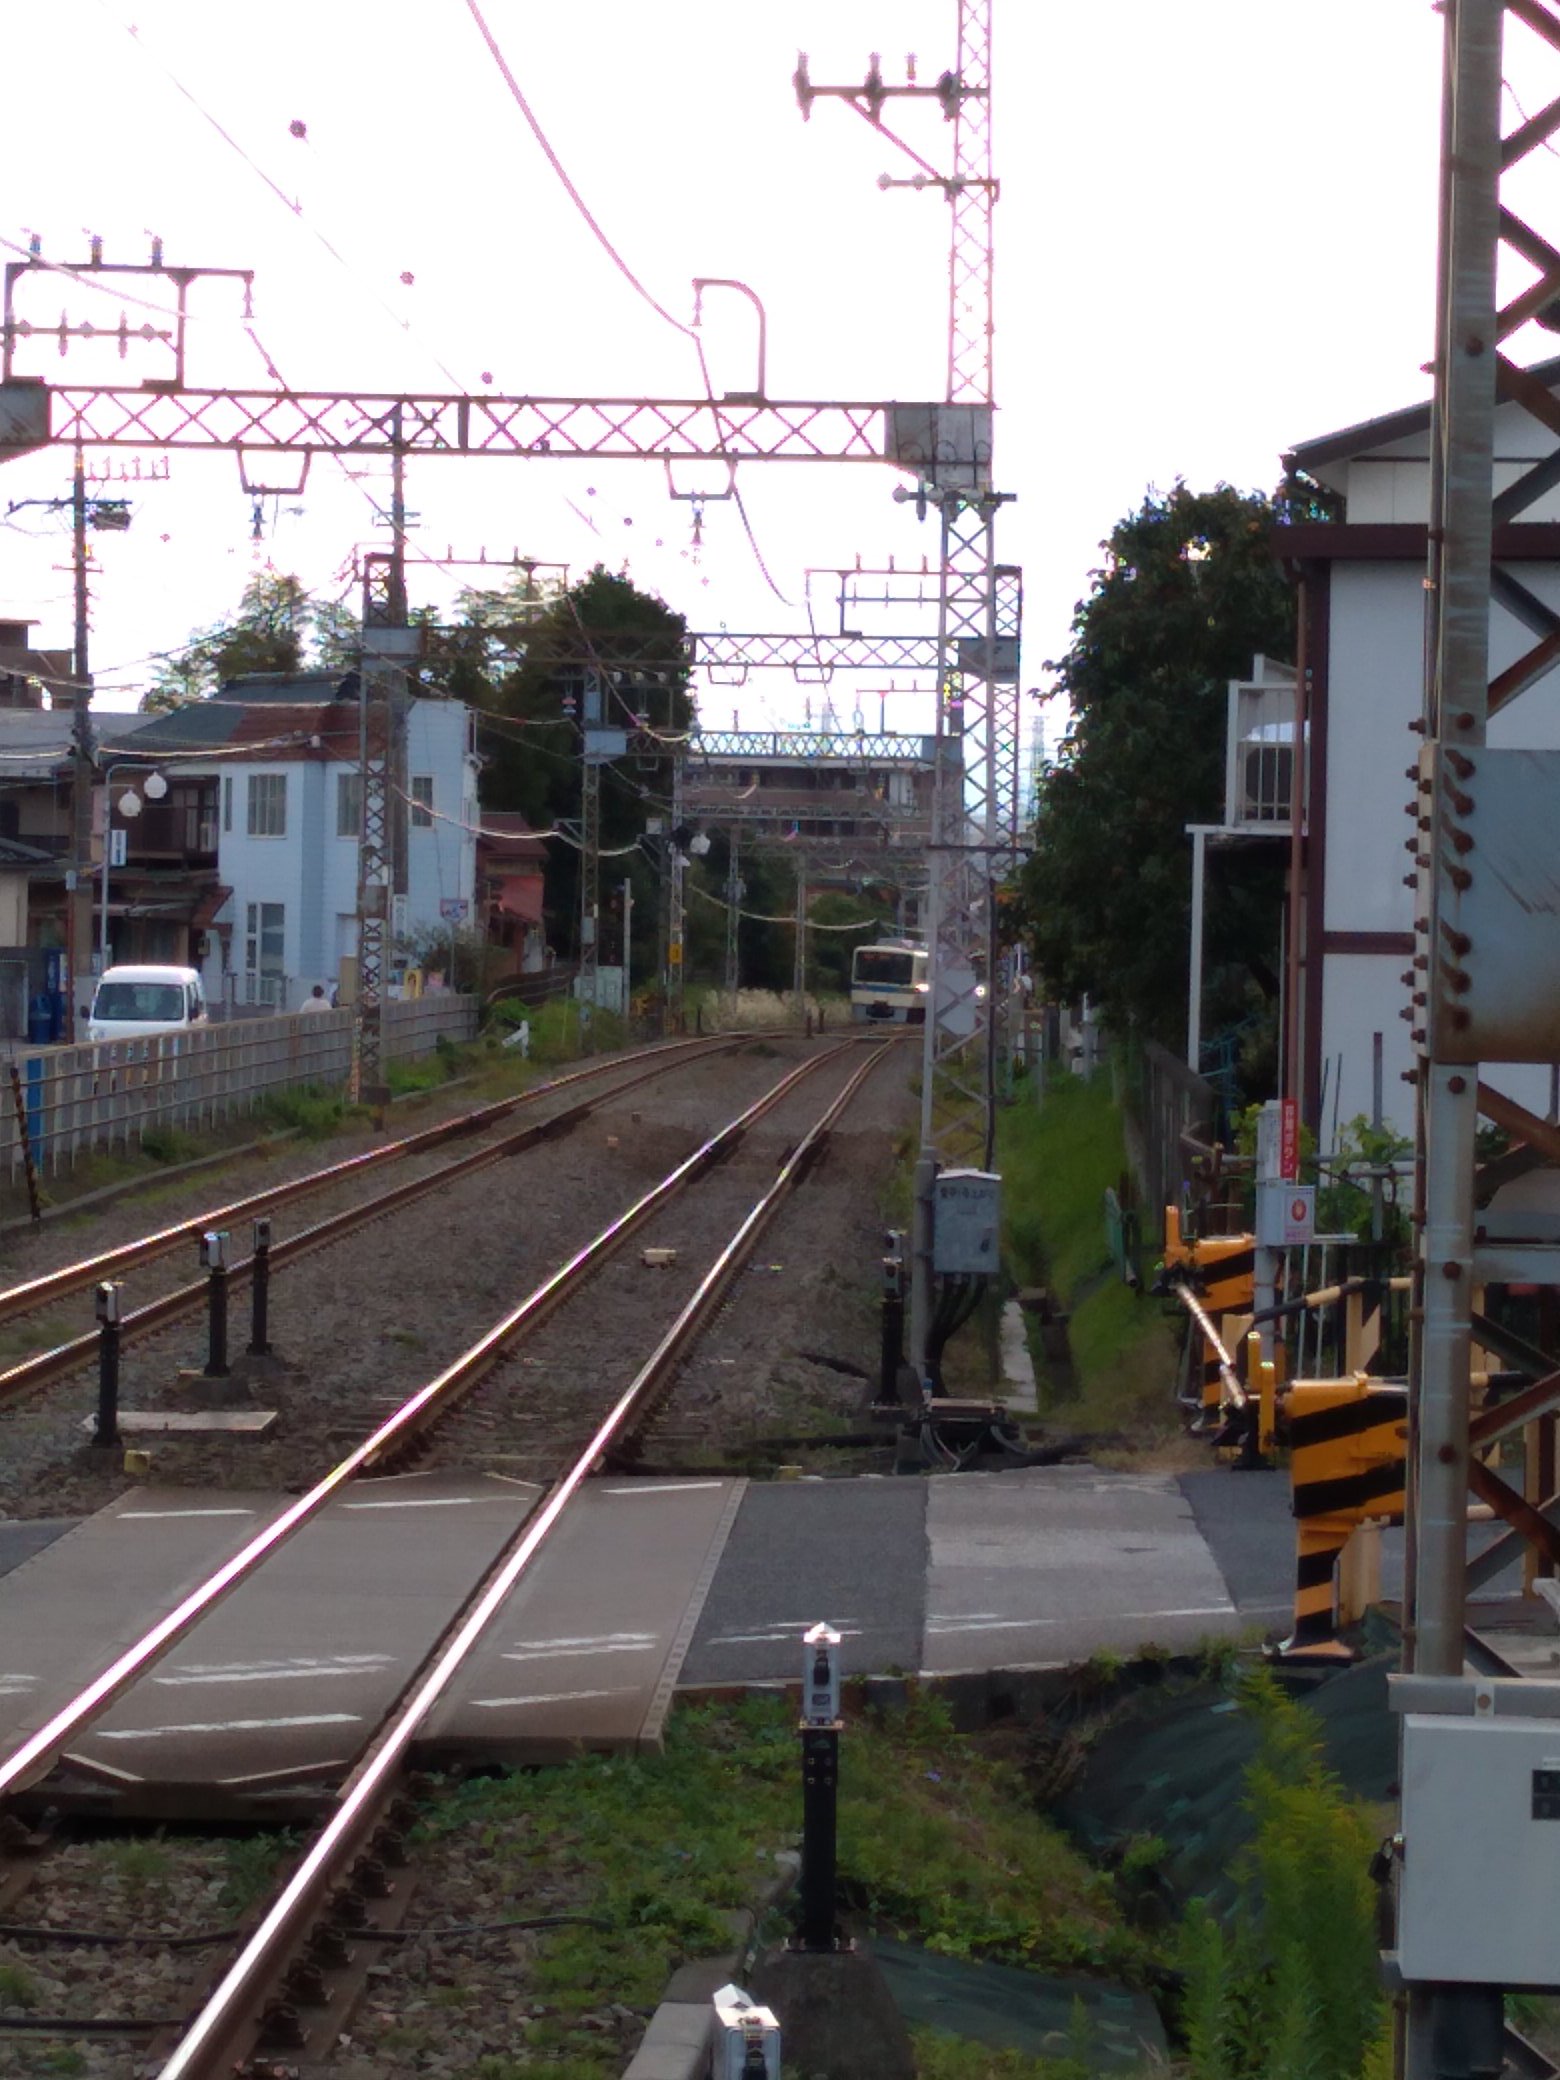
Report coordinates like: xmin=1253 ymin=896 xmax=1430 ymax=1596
xmin=410 ymin=775 xmax=434 ymax=828
xmin=222 ymin=776 xmax=232 ymax=834
xmin=244 ymin=901 xmax=286 ymax=1002
xmin=337 ymin=772 xmax=362 ymax=838
xmin=246 ymin=772 xmax=287 ymax=837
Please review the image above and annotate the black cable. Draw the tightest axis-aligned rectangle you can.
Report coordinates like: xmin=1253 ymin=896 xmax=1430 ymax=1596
xmin=0 ymin=1909 xmax=607 ymax=1951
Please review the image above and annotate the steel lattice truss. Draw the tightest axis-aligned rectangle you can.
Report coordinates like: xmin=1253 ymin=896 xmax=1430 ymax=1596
xmin=948 ymin=0 xmax=996 ymax=406
xmin=692 ymin=631 xmax=940 ymax=673
xmin=0 ymin=384 xmax=904 ymax=465
xmin=1402 ymin=3 xmax=1560 ymax=2063
xmin=352 ymin=550 xmax=411 ymax=1100
xmin=923 ymin=491 xmax=1015 ymax=1170
xmin=1411 ymin=0 xmax=1560 ymax=1666
xmin=688 ymin=729 xmax=934 ymax=761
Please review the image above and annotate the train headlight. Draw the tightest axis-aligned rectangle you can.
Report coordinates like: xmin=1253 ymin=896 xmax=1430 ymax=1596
xmin=913 ymin=980 xmax=930 ymax=993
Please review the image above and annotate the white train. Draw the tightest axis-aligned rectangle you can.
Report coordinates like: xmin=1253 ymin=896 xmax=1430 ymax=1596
xmin=849 ymin=940 xmax=929 ymax=1023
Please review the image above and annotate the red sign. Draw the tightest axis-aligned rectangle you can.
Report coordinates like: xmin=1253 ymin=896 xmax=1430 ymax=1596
xmin=1279 ymin=1098 xmax=1300 ymax=1183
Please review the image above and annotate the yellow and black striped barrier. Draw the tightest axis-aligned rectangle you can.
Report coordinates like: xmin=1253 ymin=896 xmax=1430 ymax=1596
xmin=1159 ymin=1207 xmax=1255 ymax=1423
xmin=1280 ymin=1373 xmax=1407 ymax=1662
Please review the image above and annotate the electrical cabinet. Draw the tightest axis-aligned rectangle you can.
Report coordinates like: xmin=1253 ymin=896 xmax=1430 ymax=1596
xmin=1400 ymin=1713 xmax=1560 ymax=1984
xmin=933 ymin=1168 xmax=1001 ymax=1275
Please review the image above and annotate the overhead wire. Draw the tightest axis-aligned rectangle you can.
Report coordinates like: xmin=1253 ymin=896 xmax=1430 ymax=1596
xmin=460 ymin=0 xmax=795 ymax=607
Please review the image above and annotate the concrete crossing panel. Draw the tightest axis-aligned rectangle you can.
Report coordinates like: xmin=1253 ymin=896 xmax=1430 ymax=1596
xmin=53 ymin=1472 xmax=541 ymax=1807
xmin=922 ymin=1466 xmax=1242 ymax=1673
xmin=422 ymin=1476 xmax=747 ymax=1765
xmin=680 ymin=1477 xmax=928 ymax=1688
xmin=0 ymin=1487 xmax=294 ymax=1769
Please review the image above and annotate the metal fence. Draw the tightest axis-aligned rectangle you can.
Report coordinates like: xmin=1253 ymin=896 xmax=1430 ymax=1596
xmin=1128 ymin=1040 xmax=1218 ymax=1245
xmin=0 ymin=994 xmax=478 ymax=1180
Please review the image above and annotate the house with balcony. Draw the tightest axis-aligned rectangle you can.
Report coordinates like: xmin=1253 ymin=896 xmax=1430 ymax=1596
xmin=1230 ymin=357 xmax=1560 ymax=1141
xmin=109 ymin=671 xmax=479 ymax=1011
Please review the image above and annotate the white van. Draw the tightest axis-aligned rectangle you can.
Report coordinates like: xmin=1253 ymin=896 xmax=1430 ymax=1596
xmin=86 ymin=965 xmax=208 ymax=1044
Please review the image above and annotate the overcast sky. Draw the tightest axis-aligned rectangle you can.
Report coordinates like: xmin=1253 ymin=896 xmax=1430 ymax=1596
xmin=0 ymin=2 xmax=1502 ymax=737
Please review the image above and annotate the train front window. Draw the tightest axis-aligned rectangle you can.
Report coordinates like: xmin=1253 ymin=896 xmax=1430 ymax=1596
xmin=855 ymin=950 xmax=917 ymax=988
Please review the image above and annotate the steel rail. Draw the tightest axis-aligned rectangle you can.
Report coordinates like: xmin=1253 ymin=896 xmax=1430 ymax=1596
xmin=0 ymin=1039 xmax=866 ymax=1804
xmin=0 ymin=1037 xmax=747 ymax=1411
xmin=155 ymin=1040 xmax=893 ymax=2077
xmin=0 ymin=1032 xmax=737 ymax=1327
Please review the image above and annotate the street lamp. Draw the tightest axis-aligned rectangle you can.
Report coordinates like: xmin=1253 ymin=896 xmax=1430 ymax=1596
xmin=99 ymin=763 xmax=168 ymax=970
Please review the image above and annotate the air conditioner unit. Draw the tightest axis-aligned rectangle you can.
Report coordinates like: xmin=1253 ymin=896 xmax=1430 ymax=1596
xmin=1239 ymin=738 xmax=1293 ymax=825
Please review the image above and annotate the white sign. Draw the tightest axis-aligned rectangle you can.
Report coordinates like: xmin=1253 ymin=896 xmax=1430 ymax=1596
xmin=1256 ymin=1180 xmax=1315 ymax=1248
xmin=439 ymin=897 xmax=470 ymax=923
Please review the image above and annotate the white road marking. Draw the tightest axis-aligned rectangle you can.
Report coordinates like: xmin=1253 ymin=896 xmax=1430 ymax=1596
xmin=509 ymin=1632 xmax=654 ymax=1651
xmin=927 ymin=1602 xmax=1235 ymax=1634
xmin=0 ymin=1674 xmax=36 ymax=1695
xmin=469 ymin=1688 xmax=633 ymax=1709
xmin=601 ymin=1481 xmax=724 ymax=1495
xmin=93 ymin=1713 xmax=362 ymax=1741
xmin=501 ymin=1641 xmax=658 ymax=1665
xmin=117 ymin=1508 xmax=256 ymax=1521
xmin=154 ymin=1655 xmax=395 ymax=1688
xmin=705 ymin=1625 xmax=864 ymax=1647
xmin=343 ymin=1496 xmax=476 ymax=1510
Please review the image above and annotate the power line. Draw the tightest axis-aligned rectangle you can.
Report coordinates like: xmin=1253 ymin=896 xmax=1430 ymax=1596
xmin=461 ymin=0 xmax=794 ymax=608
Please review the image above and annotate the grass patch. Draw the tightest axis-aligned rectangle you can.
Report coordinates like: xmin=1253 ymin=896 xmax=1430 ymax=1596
xmin=487 ymin=996 xmax=629 ymax=1064
xmin=1177 ymin=1669 xmax=1390 ymax=2080
xmin=254 ymin=1085 xmax=359 ymax=1140
xmin=414 ymin=1691 xmax=1157 ymax=2066
xmin=138 ymin=1123 xmax=203 ymax=1165
xmin=999 ymin=1072 xmax=1178 ymax=1436
xmin=912 ymin=2031 xmax=1103 ymax=2078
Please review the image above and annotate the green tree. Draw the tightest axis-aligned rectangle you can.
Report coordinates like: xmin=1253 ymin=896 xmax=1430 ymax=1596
xmin=427 ymin=564 xmax=696 ymax=966
xmin=143 ymin=569 xmax=357 ymax=711
xmin=1014 ymin=482 xmax=1294 ymax=1053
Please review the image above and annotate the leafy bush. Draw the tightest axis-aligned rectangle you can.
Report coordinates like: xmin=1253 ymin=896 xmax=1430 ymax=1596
xmin=1177 ymin=1670 xmax=1390 ymax=2080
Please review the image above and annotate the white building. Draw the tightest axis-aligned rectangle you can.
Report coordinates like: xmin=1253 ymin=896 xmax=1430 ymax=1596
xmin=1275 ymin=358 xmax=1560 ymax=1140
xmin=115 ymin=673 xmax=479 ymax=1011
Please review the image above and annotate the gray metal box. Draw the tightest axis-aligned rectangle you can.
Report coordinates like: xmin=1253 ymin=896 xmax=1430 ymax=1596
xmin=933 ymin=1169 xmax=1001 ymax=1276
xmin=1430 ymin=746 xmax=1560 ymax=1062
xmin=1400 ymin=1713 xmax=1560 ymax=1984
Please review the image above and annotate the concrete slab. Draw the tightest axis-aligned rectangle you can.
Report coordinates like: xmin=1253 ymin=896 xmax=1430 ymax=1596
xmin=680 ymin=1476 xmax=928 ymax=1688
xmin=57 ymin=1472 xmax=541 ymax=1804
xmin=0 ymin=1517 xmax=76 ymax=1582
xmin=0 ymin=1487 xmax=295 ymax=1764
xmin=921 ymin=1466 xmax=1242 ymax=1673
xmin=421 ymin=1476 xmax=746 ymax=1764
xmin=78 ymin=1410 xmax=279 ymax=1436
xmin=999 ymin=1300 xmax=1037 ymax=1414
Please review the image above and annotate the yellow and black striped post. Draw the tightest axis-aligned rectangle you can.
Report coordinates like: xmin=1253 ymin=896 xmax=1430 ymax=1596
xmin=1280 ymin=1374 xmax=1407 ymax=1662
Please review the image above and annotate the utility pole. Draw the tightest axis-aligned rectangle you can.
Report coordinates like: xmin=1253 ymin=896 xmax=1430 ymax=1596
xmin=797 ymin=0 xmax=1020 ymax=1379
xmin=353 ymin=416 xmax=414 ymax=1106
xmin=1374 ymin=3 xmax=1560 ymax=2074
xmin=69 ymin=450 xmax=96 ymax=1037
xmin=724 ymin=830 xmax=742 ymax=1001
xmin=793 ymin=865 xmax=808 ymax=1021
xmin=578 ymin=695 xmax=602 ymax=1050
xmin=667 ymin=745 xmax=686 ymax=1034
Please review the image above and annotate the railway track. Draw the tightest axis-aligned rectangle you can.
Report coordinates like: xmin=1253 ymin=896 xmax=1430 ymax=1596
xmin=0 ymin=1037 xmax=897 ymax=2073
xmin=0 ymin=1031 xmax=747 ymax=1415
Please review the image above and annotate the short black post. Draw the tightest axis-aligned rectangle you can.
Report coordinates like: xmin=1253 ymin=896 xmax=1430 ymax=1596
xmin=94 ymin=1280 xmax=122 ymax=1447
xmin=200 ymin=1229 xmax=230 ymax=1378
xmin=796 ymin=1622 xmax=841 ymax=1953
xmin=880 ymin=1230 xmax=906 ymax=1404
xmin=248 ymin=1216 xmax=272 ymax=1358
